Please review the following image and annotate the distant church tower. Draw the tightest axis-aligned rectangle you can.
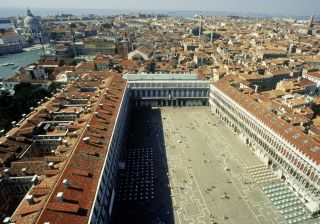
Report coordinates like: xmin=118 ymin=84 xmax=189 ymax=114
xmin=119 ymin=35 xmax=129 ymax=57
xmin=308 ymin=15 xmax=314 ymax=28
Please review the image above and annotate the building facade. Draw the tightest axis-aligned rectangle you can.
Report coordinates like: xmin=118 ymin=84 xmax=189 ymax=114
xmin=125 ymin=74 xmax=210 ymax=107
xmin=13 ymin=8 xmax=47 ymax=46
xmin=209 ymin=81 xmax=320 ymax=212
xmin=89 ymin=86 xmax=130 ymax=224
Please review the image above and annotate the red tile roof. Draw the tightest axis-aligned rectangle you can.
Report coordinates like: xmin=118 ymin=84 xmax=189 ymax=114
xmin=6 ymin=71 xmax=126 ymax=224
xmin=213 ymin=80 xmax=320 ymax=165
xmin=35 ymin=73 xmax=126 ymax=224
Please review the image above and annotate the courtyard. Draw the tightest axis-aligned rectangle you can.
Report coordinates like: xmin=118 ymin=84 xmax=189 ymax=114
xmin=111 ymin=107 xmax=319 ymax=224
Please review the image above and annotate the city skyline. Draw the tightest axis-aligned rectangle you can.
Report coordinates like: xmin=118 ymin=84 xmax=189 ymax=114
xmin=1 ymin=0 xmax=320 ymax=15
xmin=1 ymin=3 xmax=320 ymax=224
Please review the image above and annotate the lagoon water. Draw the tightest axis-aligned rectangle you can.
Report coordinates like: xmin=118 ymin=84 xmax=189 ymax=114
xmin=0 ymin=49 xmax=41 ymax=79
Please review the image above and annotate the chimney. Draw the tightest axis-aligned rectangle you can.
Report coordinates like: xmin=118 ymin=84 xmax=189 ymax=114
xmin=0 ymin=130 xmax=4 ymax=136
xmin=2 ymin=169 xmax=9 ymax=178
xmin=11 ymin=121 xmax=16 ymax=128
xmin=31 ymin=175 xmax=38 ymax=184
xmin=26 ymin=194 xmax=34 ymax=205
xmin=83 ymin=137 xmax=90 ymax=144
xmin=21 ymin=168 xmax=27 ymax=176
xmin=99 ymin=104 xmax=103 ymax=109
xmin=63 ymin=140 xmax=68 ymax=146
xmin=63 ymin=179 xmax=69 ymax=188
xmin=56 ymin=192 xmax=64 ymax=201
xmin=3 ymin=217 xmax=11 ymax=224
xmin=48 ymin=162 xmax=54 ymax=169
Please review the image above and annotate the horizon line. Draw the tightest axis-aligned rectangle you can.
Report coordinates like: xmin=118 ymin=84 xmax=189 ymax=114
xmin=0 ymin=6 xmax=318 ymax=17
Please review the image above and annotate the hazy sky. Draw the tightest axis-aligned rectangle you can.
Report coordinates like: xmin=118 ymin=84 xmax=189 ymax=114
xmin=1 ymin=0 xmax=320 ymax=15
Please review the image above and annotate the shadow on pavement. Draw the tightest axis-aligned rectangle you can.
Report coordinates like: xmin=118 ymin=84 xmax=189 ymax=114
xmin=111 ymin=107 xmax=174 ymax=224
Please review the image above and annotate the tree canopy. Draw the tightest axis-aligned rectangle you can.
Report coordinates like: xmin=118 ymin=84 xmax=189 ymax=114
xmin=0 ymin=82 xmax=61 ymax=132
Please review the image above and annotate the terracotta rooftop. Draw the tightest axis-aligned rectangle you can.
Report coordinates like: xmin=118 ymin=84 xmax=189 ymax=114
xmin=35 ymin=73 xmax=126 ymax=224
xmin=1 ymin=71 xmax=126 ymax=224
xmin=306 ymin=71 xmax=320 ymax=79
xmin=119 ymin=59 xmax=139 ymax=67
xmin=213 ymin=79 xmax=320 ymax=165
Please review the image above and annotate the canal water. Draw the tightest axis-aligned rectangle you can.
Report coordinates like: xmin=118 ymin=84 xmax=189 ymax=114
xmin=0 ymin=22 xmax=41 ymax=79
xmin=0 ymin=49 xmax=41 ymax=79
xmin=0 ymin=23 xmax=12 ymax=29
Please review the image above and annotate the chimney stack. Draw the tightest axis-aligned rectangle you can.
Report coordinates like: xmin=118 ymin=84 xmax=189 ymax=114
xmin=56 ymin=192 xmax=64 ymax=201
xmin=26 ymin=195 xmax=34 ymax=205
xmin=83 ymin=137 xmax=90 ymax=144
xmin=31 ymin=175 xmax=38 ymax=184
xmin=63 ymin=179 xmax=69 ymax=188
xmin=48 ymin=162 xmax=54 ymax=169
xmin=3 ymin=217 xmax=11 ymax=224
xmin=21 ymin=168 xmax=27 ymax=176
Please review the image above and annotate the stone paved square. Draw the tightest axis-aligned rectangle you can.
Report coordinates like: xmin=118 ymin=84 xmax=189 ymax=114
xmin=111 ymin=107 xmax=320 ymax=224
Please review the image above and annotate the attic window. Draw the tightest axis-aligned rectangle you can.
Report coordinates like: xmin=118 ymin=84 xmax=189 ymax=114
xmin=285 ymin=127 xmax=293 ymax=133
xmin=301 ymin=140 xmax=309 ymax=145
xmin=311 ymin=146 xmax=320 ymax=152
xmin=279 ymin=122 xmax=285 ymax=127
xmin=271 ymin=118 xmax=277 ymax=123
xmin=292 ymin=133 xmax=301 ymax=139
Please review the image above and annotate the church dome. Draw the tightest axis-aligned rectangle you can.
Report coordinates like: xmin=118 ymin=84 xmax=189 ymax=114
xmin=24 ymin=16 xmax=40 ymax=28
xmin=24 ymin=8 xmax=40 ymax=28
xmin=16 ymin=19 xmax=23 ymax=27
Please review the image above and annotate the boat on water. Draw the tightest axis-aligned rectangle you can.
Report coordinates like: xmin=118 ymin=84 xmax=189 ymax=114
xmin=1 ymin=62 xmax=15 ymax=66
xmin=11 ymin=66 xmax=19 ymax=69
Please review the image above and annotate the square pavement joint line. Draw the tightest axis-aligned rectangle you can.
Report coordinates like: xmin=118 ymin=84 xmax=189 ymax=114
xmin=183 ymin=201 xmax=202 ymax=217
